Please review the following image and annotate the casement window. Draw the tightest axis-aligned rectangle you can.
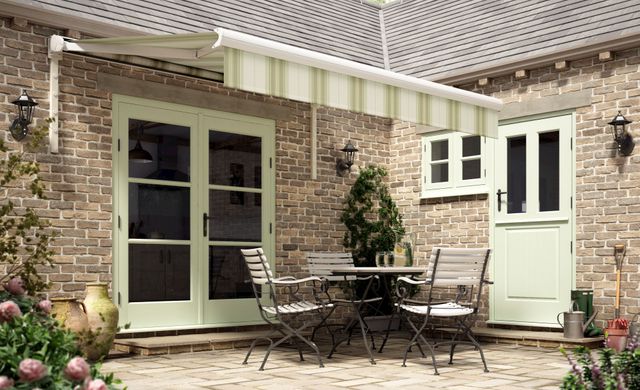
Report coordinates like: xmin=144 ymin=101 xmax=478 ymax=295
xmin=421 ymin=132 xmax=490 ymax=198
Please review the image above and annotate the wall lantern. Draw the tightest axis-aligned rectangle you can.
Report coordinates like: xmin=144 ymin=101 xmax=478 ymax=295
xmin=9 ymin=91 xmax=38 ymax=141
xmin=336 ymin=140 xmax=358 ymax=176
xmin=129 ymin=124 xmax=153 ymax=163
xmin=608 ymin=111 xmax=634 ymax=156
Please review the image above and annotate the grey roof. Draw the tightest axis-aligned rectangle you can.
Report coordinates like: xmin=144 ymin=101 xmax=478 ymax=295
xmin=17 ymin=0 xmax=385 ymax=68
xmin=7 ymin=0 xmax=640 ymax=81
xmin=382 ymin=0 xmax=640 ymax=80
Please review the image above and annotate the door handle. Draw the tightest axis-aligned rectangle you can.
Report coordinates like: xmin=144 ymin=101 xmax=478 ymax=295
xmin=496 ymin=189 xmax=507 ymax=212
xmin=203 ymin=213 xmax=208 ymax=237
xmin=203 ymin=212 xmax=213 ymax=237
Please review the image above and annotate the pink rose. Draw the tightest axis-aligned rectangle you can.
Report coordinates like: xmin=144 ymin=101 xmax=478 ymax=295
xmin=0 ymin=300 xmax=22 ymax=323
xmin=86 ymin=379 xmax=107 ymax=390
xmin=18 ymin=358 xmax=47 ymax=382
xmin=37 ymin=299 xmax=52 ymax=314
xmin=64 ymin=357 xmax=90 ymax=382
xmin=0 ymin=376 xmax=14 ymax=389
xmin=5 ymin=277 xmax=25 ymax=295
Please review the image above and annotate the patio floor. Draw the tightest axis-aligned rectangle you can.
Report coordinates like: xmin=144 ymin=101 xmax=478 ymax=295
xmin=102 ymin=337 xmax=571 ymax=389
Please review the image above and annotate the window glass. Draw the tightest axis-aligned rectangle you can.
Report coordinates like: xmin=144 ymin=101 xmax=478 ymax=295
xmin=539 ymin=131 xmax=560 ymax=212
xmin=462 ymin=159 xmax=481 ymax=180
xmin=462 ymin=136 xmax=481 ymax=157
xmin=507 ymin=136 xmax=527 ymax=214
xmin=431 ymin=140 xmax=448 ymax=161
xmin=431 ymin=163 xmax=448 ymax=183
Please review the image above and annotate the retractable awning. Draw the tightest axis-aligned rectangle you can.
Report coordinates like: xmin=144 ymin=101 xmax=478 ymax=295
xmin=49 ymin=28 xmax=502 ymax=138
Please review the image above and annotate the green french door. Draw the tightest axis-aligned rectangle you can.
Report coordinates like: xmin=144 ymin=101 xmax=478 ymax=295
xmin=113 ymin=95 xmax=274 ymax=330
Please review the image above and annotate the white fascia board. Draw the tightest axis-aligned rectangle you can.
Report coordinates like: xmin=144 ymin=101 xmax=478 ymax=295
xmin=213 ymin=28 xmax=503 ymax=111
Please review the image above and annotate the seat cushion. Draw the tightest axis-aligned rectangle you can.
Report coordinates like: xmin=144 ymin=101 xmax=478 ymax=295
xmin=399 ymin=302 xmax=473 ymax=317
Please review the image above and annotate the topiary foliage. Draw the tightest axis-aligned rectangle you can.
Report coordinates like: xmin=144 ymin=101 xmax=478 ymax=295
xmin=341 ymin=165 xmax=404 ymax=266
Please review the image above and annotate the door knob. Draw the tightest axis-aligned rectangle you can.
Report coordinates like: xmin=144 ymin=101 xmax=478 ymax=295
xmin=496 ymin=189 xmax=507 ymax=212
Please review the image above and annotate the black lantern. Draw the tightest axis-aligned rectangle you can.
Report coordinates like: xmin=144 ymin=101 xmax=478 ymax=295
xmin=608 ymin=111 xmax=634 ymax=156
xmin=9 ymin=91 xmax=38 ymax=141
xmin=129 ymin=124 xmax=153 ymax=163
xmin=336 ymin=140 xmax=358 ymax=176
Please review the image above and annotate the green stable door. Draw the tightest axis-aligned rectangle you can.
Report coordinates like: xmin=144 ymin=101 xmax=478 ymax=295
xmin=491 ymin=113 xmax=574 ymax=327
xmin=113 ymin=95 xmax=275 ymax=330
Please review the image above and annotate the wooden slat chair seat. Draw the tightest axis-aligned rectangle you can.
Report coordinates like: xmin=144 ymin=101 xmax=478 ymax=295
xmin=396 ymin=247 xmax=492 ymax=375
xmin=306 ymin=252 xmax=382 ymax=347
xmin=240 ymin=248 xmax=333 ymax=371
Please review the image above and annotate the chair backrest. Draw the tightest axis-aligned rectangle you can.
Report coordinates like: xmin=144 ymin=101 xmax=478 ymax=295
xmin=307 ymin=252 xmax=355 ymax=281
xmin=427 ymin=248 xmax=491 ymax=287
xmin=240 ymin=248 xmax=273 ymax=285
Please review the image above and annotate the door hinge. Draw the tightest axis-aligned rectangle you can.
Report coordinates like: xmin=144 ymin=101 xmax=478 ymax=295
xmin=570 ymin=196 xmax=573 ymax=210
xmin=484 ymin=169 xmax=487 ymax=178
xmin=269 ymin=158 xmax=273 ymax=169
xmin=570 ymin=241 xmax=573 ymax=254
xmin=570 ymin=137 xmax=573 ymax=151
xmin=269 ymin=223 xmax=273 ymax=234
xmin=117 ymin=139 xmax=121 ymax=152
xmin=118 ymin=215 xmax=121 ymax=229
xmin=117 ymin=292 xmax=121 ymax=305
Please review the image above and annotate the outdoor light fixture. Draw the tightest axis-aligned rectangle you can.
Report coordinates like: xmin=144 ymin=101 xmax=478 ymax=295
xmin=9 ymin=90 xmax=38 ymax=141
xmin=608 ymin=111 xmax=634 ymax=156
xmin=336 ymin=140 xmax=358 ymax=176
xmin=129 ymin=124 xmax=153 ymax=163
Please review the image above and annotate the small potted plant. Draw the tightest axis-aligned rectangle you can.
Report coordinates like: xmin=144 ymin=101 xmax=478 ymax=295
xmin=605 ymin=318 xmax=629 ymax=352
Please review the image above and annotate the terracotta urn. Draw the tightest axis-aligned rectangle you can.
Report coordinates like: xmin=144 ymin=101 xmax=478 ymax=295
xmin=50 ymin=297 xmax=90 ymax=334
xmin=83 ymin=282 xmax=119 ymax=361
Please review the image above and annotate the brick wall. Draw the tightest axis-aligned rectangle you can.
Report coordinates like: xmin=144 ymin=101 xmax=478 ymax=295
xmin=0 ymin=17 xmax=391 ymax=306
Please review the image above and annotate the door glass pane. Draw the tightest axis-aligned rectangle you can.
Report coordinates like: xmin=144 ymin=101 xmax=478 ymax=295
xmin=462 ymin=136 xmax=481 ymax=157
xmin=539 ymin=131 xmax=560 ymax=212
xmin=129 ymin=244 xmax=190 ymax=302
xmin=462 ymin=159 xmax=481 ymax=180
xmin=507 ymin=136 xmax=526 ymax=214
xmin=431 ymin=140 xmax=448 ymax=160
xmin=209 ymin=131 xmax=261 ymax=187
xmin=209 ymin=246 xmax=254 ymax=300
xmin=129 ymin=183 xmax=190 ymax=240
xmin=431 ymin=163 xmax=448 ymax=183
xmin=208 ymin=190 xmax=261 ymax=242
xmin=128 ymin=119 xmax=190 ymax=182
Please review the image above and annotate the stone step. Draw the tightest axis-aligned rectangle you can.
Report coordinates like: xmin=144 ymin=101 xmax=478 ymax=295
xmin=113 ymin=330 xmax=274 ymax=356
xmin=452 ymin=327 xmax=604 ymax=349
xmin=112 ymin=326 xmax=603 ymax=358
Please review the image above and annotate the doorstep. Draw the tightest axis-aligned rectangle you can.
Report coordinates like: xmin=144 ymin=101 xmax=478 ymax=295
xmin=113 ymin=330 xmax=274 ymax=356
xmin=440 ymin=327 xmax=604 ymax=349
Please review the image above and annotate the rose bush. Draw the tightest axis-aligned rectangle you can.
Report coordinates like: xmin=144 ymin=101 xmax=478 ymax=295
xmin=0 ymin=279 xmax=124 ymax=389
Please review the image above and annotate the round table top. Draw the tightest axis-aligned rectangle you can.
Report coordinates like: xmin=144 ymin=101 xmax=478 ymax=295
xmin=329 ymin=266 xmax=426 ymax=275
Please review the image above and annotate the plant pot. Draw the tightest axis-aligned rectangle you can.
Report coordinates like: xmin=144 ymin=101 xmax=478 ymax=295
xmin=83 ymin=283 xmax=119 ymax=361
xmin=605 ymin=328 xmax=628 ymax=352
xmin=50 ymin=297 xmax=90 ymax=334
xmin=364 ymin=315 xmax=400 ymax=332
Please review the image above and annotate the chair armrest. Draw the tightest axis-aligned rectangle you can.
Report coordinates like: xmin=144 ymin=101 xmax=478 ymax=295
xmin=397 ymin=276 xmax=430 ymax=285
xmin=483 ymin=280 xmax=494 ymax=285
xmin=271 ymin=276 xmax=323 ymax=285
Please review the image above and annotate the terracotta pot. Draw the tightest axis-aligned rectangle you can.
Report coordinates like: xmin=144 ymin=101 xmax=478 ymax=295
xmin=83 ymin=283 xmax=119 ymax=361
xmin=605 ymin=328 xmax=628 ymax=352
xmin=50 ymin=297 xmax=90 ymax=334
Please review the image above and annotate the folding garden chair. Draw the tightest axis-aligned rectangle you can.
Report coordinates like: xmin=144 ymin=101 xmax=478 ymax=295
xmin=240 ymin=248 xmax=332 ymax=371
xmin=395 ymin=247 xmax=492 ymax=375
xmin=306 ymin=252 xmax=382 ymax=353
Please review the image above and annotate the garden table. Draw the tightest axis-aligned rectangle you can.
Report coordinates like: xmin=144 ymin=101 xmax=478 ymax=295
xmin=327 ymin=266 xmax=426 ymax=364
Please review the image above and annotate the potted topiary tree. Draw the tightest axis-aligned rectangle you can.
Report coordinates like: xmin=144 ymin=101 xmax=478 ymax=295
xmin=341 ymin=165 xmax=404 ymax=267
xmin=340 ymin=165 xmax=405 ymax=329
